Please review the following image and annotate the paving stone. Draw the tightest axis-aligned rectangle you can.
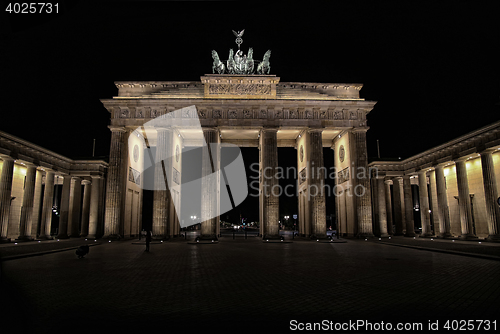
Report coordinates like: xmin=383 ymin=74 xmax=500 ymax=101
xmin=1 ymin=238 xmax=499 ymax=334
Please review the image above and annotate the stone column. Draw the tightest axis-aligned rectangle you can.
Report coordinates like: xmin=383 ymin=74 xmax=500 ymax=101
xmin=39 ymin=170 xmax=55 ymax=239
xmin=309 ymin=129 xmax=326 ymax=239
xmin=17 ymin=164 xmax=37 ymax=241
xmin=80 ymin=180 xmax=92 ymax=237
xmin=455 ymin=159 xmax=477 ymax=240
xmin=384 ymin=178 xmax=394 ymax=235
xmin=435 ymin=165 xmax=452 ymax=237
xmin=152 ymin=128 xmax=172 ymax=240
xmin=0 ymin=157 xmax=15 ymax=242
xmin=418 ymin=170 xmax=433 ymax=237
xmin=87 ymin=176 xmax=102 ymax=239
xmin=200 ymin=128 xmax=219 ymax=240
xmin=392 ymin=177 xmax=405 ymax=235
xmin=260 ymin=128 xmax=280 ymax=239
xmin=352 ymin=128 xmax=373 ymax=237
xmin=403 ymin=175 xmax=415 ymax=237
xmin=376 ymin=177 xmax=389 ymax=237
xmin=68 ymin=177 xmax=82 ymax=238
xmin=428 ymin=170 xmax=441 ymax=235
xmin=481 ymin=151 xmax=500 ymax=242
xmin=104 ymin=127 xmax=126 ymax=239
xmin=56 ymin=175 xmax=71 ymax=239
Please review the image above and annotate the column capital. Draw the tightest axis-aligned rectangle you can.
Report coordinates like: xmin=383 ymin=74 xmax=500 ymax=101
xmin=82 ymin=180 xmax=92 ymax=185
xmin=307 ymin=128 xmax=324 ymax=134
xmin=0 ymin=155 xmax=14 ymax=161
xmin=351 ymin=126 xmax=370 ymax=133
xmin=90 ymin=175 xmax=103 ymax=180
xmin=480 ymin=147 xmax=500 ymax=154
xmin=417 ymin=169 xmax=429 ymax=176
xmin=201 ymin=127 xmax=218 ymax=132
xmin=260 ymin=127 xmax=279 ymax=133
xmin=108 ymin=126 xmax=127 ymax=133
xmin=384 ymin=177 xmax=393 ymax=185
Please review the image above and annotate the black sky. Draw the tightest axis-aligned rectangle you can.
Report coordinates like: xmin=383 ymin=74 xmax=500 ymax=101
xmin=2 ymin=1 xmax=499 ymax=160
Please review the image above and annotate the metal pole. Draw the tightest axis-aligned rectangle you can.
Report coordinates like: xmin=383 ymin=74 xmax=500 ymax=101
xmin=377 ymin=139 xmax=380 ymax=159
xmin=92 ymin=139 xmax=96 ymax=157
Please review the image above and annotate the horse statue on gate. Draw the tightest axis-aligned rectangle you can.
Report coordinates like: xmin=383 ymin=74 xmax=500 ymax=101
xmin=227 ymin=49 xmax=236 ymax=74
xmin=257 ymin=50 xmax=271 ymax=74
xmin=246 ymin=47 xmax=254 ymax=74
xmin=211 ymin=50 xmax=225 ymax=74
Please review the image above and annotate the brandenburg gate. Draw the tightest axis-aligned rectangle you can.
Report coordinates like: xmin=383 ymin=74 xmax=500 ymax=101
xmin=100 ymin=33 xmax=377 ymax=241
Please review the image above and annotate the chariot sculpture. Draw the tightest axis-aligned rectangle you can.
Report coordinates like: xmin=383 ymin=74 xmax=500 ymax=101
xmin=211 ymin=30 xmax=271 ymax=75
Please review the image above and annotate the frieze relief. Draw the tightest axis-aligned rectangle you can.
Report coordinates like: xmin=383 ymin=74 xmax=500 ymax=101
xmin=208 ymin=83 xmax=271 ymax=95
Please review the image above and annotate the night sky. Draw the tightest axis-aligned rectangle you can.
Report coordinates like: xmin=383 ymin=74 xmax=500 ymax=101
xmin=2 ymin=1 xmax=499 ymax=224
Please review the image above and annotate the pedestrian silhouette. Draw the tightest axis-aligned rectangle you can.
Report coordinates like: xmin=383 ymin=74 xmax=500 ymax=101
xmin=76 ymin=245 xmax=89 ymax=258
xmin=145 ymin=231 xmax=151 ymax=252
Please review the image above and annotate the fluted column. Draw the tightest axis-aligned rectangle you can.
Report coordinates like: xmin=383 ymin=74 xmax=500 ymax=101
xmin=418 ymin=170 xmax=433 ymax=237
xmin=87 ymin=176 xmax=102 ymax=239
xmin=392 ymin=177 xmax=405 ymax=235
xmin=481 ymin=151 xmax=500 ymax=242
xmin=104 ymin=127 xmax=126 ymax=239
xmin=428 ymin=170 xmax=440 ymax=235
xmin=455 ymin=159 xmax=477 ymax=239
xmin=309 ymin=129 xmax=326 ymax=238
xmin=403 ymin=175 xmax=415 ymax=237
xmin=435 ymin=165 xmax=452 ymax=237
xmin=56 ymin=175 xmax=71 ymax=239
xmin=200 ymin=128 xmax=219 ymax=239
xmin=39 ymin=170 xmax=55 ymax=239
xmin=152 ymin=128 xmax=172 ymax=240
xmin=384 ymin=178 xmax=394 ymax=235
xmin=80 ymin=180 xmax=92 ymax=237
xmin=260 ymin=128 xmax=279 ymax=239
xmin=68 ymin=177 xmax=82 ymax=237
xmin=17 ymin=164 xmax=37 ymax=241
xmin=352 ymin=128 xmax=373 ymax=237
xmin=0 ymin=157 xmax=15 ymax=242
xmin=376 ymin=177 xmax=389 ymax=237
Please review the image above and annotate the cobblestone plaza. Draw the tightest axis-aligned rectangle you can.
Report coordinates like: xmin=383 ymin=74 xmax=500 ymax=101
xmin=2 ymin=237 xmax=499 ymax=333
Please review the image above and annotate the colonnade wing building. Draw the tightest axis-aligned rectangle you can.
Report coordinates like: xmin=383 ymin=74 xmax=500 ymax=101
xmin=0 ymin=131 xmax=107 ymax=242
xmin=369 ymin=122 xmax=500 ymax=241
xmin=100 ymin=74 xmax=377 ymax=240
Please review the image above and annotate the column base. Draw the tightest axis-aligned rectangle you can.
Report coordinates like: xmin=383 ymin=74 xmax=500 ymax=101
xmin=0 ymin=237 xmax=12 ymax=243
xmin=377 ymin=233 xmax=390 ymax=238
xmin=356 ymin=233 xmax=374 ymax=239
xmin=420 ymin=233 xmax=435 ymax=238
xmin=56 ymin=234 xmax=69 ymax=239
xmin=262 ymin=234 xmax=284 ymax=242
xmin=404 ymin=232 xmax=416 ymax=237
xmin=393 ymin=232 xmax=404 ymax=236
xmin=485 ymin=235 xmax=500 ymax=243
xmin=459 ymin=234 xmax=478 ymax=241
xmin=37 ymin=235 xmax=53 ymax=240
xmin=86 ymin=234 xmax=97 ymax=239
xmin=106 ymin=234 xmax=123 ymax=241
xmin=15 ymin=236 xmax=34 ymax=242
xmin=192 ymin=235 xmax=218 ymax=244
xmin=438 ymin=232 xmax=453 ymax=238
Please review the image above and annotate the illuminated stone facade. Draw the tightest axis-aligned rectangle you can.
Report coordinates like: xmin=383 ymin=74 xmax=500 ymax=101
xmin=369 ymin=122 xmax=500 ymax=241
xmin=100 ymin=74 xmax=377 ymax=239
xmin=0 ymin=131 xmax=108 ymax=242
